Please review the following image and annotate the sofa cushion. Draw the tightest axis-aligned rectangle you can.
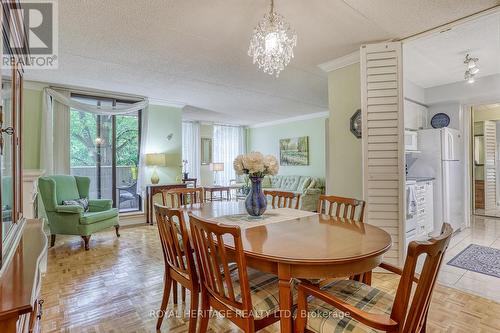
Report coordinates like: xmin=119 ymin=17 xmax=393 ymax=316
xmin=281 ymin=176 xmax=300 ymax=191
xmin=297 ymin=177 xmax=312 ymax=192
xmin=270 ymin=176 xmax=282 ymax=188
xmin=262 ymin=175 xmax=272 ymax=188
xmin=80 ymin=208 xmax=118 ymax=225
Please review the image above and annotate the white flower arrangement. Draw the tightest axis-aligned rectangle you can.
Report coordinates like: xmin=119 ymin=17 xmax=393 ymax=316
xmin=233 ymin=152 xmax=279 ymax=177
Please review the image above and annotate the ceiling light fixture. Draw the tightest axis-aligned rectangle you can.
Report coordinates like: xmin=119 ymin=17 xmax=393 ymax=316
xmin=464 ymin=54 xmax=479 ymax=83
xmin=248 ymin=0 xmax=297 ymax=78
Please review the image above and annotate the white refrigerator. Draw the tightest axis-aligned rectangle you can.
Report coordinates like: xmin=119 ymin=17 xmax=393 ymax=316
xmin=408 ymin=128 xmax=464 ymax=233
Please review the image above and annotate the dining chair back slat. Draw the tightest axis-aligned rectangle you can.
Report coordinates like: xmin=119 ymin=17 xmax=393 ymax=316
xmin=189 ymin=214 xmax=252 ymax=311
xmin=318 ymin=195 xmax=366 ymax=222
xmin=162 ymin=187 xmax=204 ymax=208
xmin=154 ymin=204 xmax=199 ymax=331
xmin=264 ymin=190 xmax=300 ymax=209
xmin=396 ymin=223 xmax=453 ymax=332
xmin=295 ymin=223 xmax=453 ymax=333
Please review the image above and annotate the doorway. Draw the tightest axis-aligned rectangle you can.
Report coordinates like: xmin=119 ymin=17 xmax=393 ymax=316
xmin=472 ymin=103 xmax=500 ymax=217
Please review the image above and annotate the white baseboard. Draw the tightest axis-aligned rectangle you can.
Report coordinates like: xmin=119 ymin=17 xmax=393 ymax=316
xmin=119 ymin=212 xmax=147 ymax=226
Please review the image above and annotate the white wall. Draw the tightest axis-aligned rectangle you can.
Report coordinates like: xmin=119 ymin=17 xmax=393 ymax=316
xmin=427 ymin=102 xmax=462 ymax=130
xmin=425 ymin=73 xmax=500 ymax=106
xmin=404 ymin=79 xmax=426 ymax=104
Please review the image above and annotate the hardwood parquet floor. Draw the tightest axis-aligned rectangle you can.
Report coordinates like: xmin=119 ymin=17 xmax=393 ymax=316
xmin=41 ymin=225 xmax=500 ymax=333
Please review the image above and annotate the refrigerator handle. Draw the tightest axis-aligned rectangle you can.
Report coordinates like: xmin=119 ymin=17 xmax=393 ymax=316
xmin=448 ymin=131 xmax=454 ymax=160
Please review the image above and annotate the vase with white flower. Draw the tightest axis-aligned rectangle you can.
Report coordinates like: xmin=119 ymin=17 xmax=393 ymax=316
xmin=233 ymin=152 xmax=279 ymax=217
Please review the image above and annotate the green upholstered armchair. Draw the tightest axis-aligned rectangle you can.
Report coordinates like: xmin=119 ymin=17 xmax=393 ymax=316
xmin=38 ymin=175 xmax=120 ymax=250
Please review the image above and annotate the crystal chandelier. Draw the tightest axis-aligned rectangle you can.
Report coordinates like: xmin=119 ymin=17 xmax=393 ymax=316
xmin=248 ymin=0 xmax=297 ymax=77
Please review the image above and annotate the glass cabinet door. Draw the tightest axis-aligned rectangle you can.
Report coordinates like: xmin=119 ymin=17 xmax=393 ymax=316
xmin=1 ymin=73 xmax=14 ymax=242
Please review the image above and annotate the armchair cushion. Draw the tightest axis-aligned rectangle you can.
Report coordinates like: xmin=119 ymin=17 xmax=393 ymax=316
xmin=55 ymin=204 xmax=84 ymax=214
xmin=88 ymin=199 xmax=113 ymax=211
xmin=302 ymin=279 xmax=393 ymax=333
xmin=80 ymin=208 xmax=118 ymax=225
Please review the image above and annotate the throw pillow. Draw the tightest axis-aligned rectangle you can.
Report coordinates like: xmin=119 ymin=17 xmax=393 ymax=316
xmin=62 ymin=198 xmax=89 ymax=212
xmin=299 ymin=177 xmax=312 ymax=192
xmin=308 ymin=179 xmax=317 ymax=189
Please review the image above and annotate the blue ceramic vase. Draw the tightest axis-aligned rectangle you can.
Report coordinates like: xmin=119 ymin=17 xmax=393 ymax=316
xmin=245 ymin=176 xmax=267 ymax=217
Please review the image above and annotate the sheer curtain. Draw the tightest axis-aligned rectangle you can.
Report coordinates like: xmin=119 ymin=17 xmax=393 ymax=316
xmin=213 ymin=124 xmax=245 ymax=185
xmin=182 ymin=121 xmax=201 ymax=181
xmin=40 ymin=87 xmax=149 ymax=195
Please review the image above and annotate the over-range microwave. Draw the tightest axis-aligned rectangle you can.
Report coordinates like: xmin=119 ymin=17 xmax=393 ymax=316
xmin=405 ymin=130 xmax=418 ymax=151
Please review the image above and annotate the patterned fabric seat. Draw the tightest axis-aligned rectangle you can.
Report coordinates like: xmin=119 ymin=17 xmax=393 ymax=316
xmin=228 ymin=267 xmax=297 ymax=319
xmin=302 ymin=279 xmax=393 ymax=333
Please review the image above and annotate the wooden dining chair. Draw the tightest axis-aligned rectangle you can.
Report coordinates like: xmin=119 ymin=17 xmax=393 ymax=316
xmin=317 ymin=195 xmax=366 ymax=222
xmin=264 ymin=190 xmax=301 ymax=209
xmin=189 ymin=213 xmax=283 ymax=333
xmin=162 ymin=187 xmax=204 ymax=208
xmin=154 ymin=204 xmax=199 ymax=332
xmin=296 ymin=223 xmax=453 ymax=333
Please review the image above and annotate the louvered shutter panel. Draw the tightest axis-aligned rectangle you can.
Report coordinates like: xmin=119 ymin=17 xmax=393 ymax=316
xmin=361 ymin=42 xmax=404 ymax=265
xmin=484 ymin=120 xmax=496 ymax=212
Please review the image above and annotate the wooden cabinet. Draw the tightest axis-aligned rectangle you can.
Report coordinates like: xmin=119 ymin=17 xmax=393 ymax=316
xmin=0 ymin=1 xmax=47 ymax=332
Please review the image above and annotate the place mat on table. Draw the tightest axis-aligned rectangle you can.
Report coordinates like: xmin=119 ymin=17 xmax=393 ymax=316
xmin=211 ymin=208 xmax=318 ymax=229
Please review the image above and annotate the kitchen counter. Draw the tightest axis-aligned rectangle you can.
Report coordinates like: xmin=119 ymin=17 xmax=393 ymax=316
xmin=406 ymin=177 xmax=435 ymax=182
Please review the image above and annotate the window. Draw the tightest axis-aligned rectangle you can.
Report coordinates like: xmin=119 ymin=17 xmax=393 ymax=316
xmin=70 ymin=95 xmax=142 ymax=212
xmin=213 ymin=124 xmax=245 ymax=185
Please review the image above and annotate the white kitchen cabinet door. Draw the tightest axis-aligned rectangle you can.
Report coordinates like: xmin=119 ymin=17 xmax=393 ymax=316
xmin=404 ymin=100 xmax=428 ymax=130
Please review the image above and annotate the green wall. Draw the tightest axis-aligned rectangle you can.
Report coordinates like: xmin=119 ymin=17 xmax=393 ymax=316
xmin=23 ymin=88 xmax=43 ymax=169
xmin=247 ymin=117 xmax=327 ymax=178
xmin=21 ymin=86 xmax=183 ymax=184
xmin=145 ymin=104 xmax=183 ymax=183
xmin=328 ymin=63 xmax=362 ymax=198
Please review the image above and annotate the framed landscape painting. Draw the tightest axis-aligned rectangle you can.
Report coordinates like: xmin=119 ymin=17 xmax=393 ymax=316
xmin=279 ymin=136 xmax=309 ymax=166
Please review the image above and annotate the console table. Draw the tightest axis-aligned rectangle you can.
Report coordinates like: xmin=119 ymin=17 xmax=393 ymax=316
xmin=204 ymin=186 xmax=231 ymax=202
xmin=145 ymin=184 xmax=186 ymax=224
xmin=182 ymin=177 xmax=197 ymax=188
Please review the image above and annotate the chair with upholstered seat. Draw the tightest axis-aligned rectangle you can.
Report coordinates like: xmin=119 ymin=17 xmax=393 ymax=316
xmin=154 ymin=204 xmax=199 ymax=332
xmin=264 ymin=190 xmax=300 ymax=209
xmin=295 ymin=223 xmax=453 ymax=333
xmin=38 ymin=175 xmax=120 ymax=250
xmin=189 ymin=213 xmax=286 ymax=333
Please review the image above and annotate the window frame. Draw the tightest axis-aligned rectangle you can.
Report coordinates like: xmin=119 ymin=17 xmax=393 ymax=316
xmin=70 ymin=93 xmax=143 ymax=212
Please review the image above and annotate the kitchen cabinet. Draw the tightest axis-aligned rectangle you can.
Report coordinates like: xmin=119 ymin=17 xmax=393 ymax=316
xmin=406 ymin=179 xmax=434 ymax=250
xmin=404 ymin=99 xmax=428 ymax=130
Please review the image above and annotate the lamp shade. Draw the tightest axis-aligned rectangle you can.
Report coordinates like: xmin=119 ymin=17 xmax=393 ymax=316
xmin=145 ymin=153 xmax=167 ymax=167
xmin=210 ymin=162 xmax=224 ymax=171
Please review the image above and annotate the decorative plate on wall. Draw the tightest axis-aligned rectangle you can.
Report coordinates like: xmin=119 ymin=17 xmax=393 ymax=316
xmin=430 ymin=113 xmax=450 ymax=128
xmin=350 ymin=109 xmax=362 ymax=139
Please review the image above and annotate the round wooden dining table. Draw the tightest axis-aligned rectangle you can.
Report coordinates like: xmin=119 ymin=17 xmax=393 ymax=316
xmin=181 ymin=201 xmax=392 ymax=333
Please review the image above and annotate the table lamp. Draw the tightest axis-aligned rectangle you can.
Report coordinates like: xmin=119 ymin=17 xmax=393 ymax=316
xmin=145 ymin=153 xmax=167 ymax=184
xmin=210 ymin=162 xmax=224 ymax=185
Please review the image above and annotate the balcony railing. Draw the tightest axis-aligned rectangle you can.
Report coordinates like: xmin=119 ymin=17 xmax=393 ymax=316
xmin=70 ymin=165 xmax=141 ymax=212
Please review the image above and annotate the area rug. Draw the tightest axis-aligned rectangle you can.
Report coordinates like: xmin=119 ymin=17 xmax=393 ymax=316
xmin=447 ymin=244 xmax=500 ymax=278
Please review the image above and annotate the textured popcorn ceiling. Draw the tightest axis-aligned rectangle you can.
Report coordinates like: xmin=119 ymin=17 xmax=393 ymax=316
xmin=24 ymin=0 xmax=499 ymax=124
xmin=404 ymin=11 xmax=500 ymax=89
